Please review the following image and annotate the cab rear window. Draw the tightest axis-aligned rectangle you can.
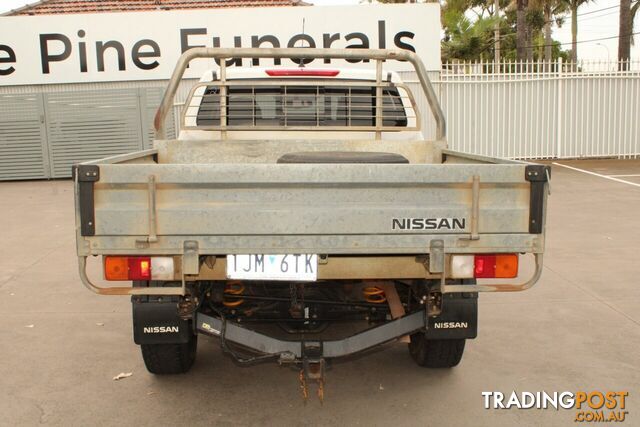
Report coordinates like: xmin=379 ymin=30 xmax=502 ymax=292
xmin=195 ymin=85 xmax=408 ymax=128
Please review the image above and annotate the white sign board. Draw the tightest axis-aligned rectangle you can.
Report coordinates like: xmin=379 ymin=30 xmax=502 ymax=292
xmin=0 ymin=4 xmax=440 ymax=86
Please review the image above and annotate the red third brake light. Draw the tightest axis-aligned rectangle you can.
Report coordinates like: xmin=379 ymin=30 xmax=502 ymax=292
xmin=265 ymin=69 xmax=340 ymax=77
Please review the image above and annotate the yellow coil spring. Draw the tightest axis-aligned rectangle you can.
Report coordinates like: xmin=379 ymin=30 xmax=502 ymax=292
xmin=362 ymin=286 xmax=387 ymax=304
xmin=223 ymin=281 xmax=245 ymax=307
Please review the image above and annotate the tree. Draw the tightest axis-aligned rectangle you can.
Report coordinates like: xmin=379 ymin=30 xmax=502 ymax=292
xmin=442 ymin=0 xmax=499 ymax=61
xmin=514 ymin=0 xmax=546 ymax=61
xmin=562 ymin=0 xmax=592 ymax=65
xmin=542 ymin=0 xmax=567 ymax=61
xmin=359 ymin=0 xmax=421 ymax=3
xmin=494 ymin=0 xmax=501 ymax=62
xmin=618 ymin=0 xmax=639 ymax=69
xmin=441 ymin=0 xmax=570 ymax=62
xmin=528 ymin=0 xmax=567 ymax=62
xmin=619 ymin=0 xmax=631 ymax=69
xmin=634 ymin=1 xmax=640 ymax=41
xmin=516 ymin=0 xmax=528 ymax=60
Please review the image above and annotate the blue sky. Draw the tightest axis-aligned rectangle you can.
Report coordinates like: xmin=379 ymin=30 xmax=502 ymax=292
xmin=1 ymin=0 xmax=635 ymax=61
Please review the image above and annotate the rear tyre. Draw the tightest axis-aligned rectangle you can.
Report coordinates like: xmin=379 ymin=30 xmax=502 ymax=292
xmin=141 ymin=334 xmax=197 ymax=374
xmin=408 ymin=333 xmax=465 ymax=368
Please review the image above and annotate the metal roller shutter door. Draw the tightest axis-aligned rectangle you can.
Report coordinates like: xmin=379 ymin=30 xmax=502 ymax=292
xmin=1 ymin=86 xmax=177 ymax=180
xmin=0 ymin=94 xmax=48 ymax=181
xmin=46 ymin=89 xmax=144 ymax=178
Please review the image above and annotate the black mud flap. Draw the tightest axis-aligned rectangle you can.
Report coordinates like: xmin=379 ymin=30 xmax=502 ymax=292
xmin=424 ymin=292 xmax=478 ymax=340
xmin=132 ymin=296 xmax=191 ymax=345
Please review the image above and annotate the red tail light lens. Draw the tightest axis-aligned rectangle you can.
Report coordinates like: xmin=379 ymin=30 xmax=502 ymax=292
xmin=104 ymin=256 xmax=152 ymax=281
xmin=451 ymin=254 xmax=519 ymax=279
xmin=474 ymin=254 xmax=518 ymax=278
xmin=474 ymin=255 xmax=496 ymax=278
xmin=128 ymin=257 xmax=151 ymax=280
xmin=265 ymin=69 xmax=340 ymax=77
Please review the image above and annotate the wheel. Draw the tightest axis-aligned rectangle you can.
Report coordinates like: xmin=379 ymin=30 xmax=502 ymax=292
xmin=140 ymin=334 xmax=197 ymax=374
xmin=408 ymin=333 xmax=465 ymax=368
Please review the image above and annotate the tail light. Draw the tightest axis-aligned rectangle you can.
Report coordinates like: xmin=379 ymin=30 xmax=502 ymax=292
xmin=127 ymin=257 xmax=151 ymax=280
xmin=450 ymin=254 xmax=519 ymax=279
xmin=265 ymin=69 xmax=340 ymax=77
xmin=104 ymin=256 xmax=174 ymax=281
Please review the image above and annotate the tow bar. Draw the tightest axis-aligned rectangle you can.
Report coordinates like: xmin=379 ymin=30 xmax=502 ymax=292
xmin=196 ymin=310 xmax=427 ymax=402
xmin=300 ymin=342 xmax=325 ymax=403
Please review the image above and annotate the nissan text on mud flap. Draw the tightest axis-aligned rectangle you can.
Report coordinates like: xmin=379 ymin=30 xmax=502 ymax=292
xmin=73 ymin=48 xmax=550 ymax=401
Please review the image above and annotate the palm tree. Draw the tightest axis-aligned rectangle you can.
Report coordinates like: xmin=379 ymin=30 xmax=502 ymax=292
xmin=529 ymin=0 xmax=567 ymax=62
xmin=618 ymin=0 xmax=639 ymax=69
xmin=360 ymin=0 xmax=420 ymax=3
xmin=634 ymin=1 xmax=640 ymax=37
xmin=543 ymin=1 xmax=567 ymax=61
xmin=516 ymin=0 xmax=528 ymax=60
xmin=515 ymin=0 xmax=544 ymax=61
xmin=563 ymin=0 xmax=592 ymax=65
xmin=442 ymin=8 xmax=498 ymax=61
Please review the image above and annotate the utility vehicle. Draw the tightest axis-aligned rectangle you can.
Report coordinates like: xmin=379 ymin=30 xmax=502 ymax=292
xmin=73 ymin=48 xmax=549 ymax=399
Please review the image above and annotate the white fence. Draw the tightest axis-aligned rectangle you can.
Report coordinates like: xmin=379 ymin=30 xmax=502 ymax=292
xmin=402 ymin=59 xmax=640 ymax=159
xmin=2 ymin=59 xmax=640 ymax=181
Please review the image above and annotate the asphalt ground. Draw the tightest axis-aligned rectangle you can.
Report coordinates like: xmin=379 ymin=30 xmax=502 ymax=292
xmin=0 ymin=159 xmax=638 ymax=426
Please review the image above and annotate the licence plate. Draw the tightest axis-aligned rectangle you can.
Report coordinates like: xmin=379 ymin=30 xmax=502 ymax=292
xmin=226 ymin=254 xmax=318 ymax=281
